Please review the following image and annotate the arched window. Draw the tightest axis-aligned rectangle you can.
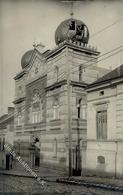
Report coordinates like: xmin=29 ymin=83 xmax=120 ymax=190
xmin=18 ymin=86 xmax=23 ymax=96
xmin=76 ymin=97 xmax=87 ymax=119
xmin=81 ymin=104 xmax=87 ymax=120
xmin=54 ymin=66 xmax=59 ymax=82
xmin=2 ymin=137 xmax=5 ymax=151
xmin=32 ymin=90 xmax=42 ymax=123
xmin=53 ymin=96 xmax=60 ymax=120
xmin=17 ymin=108 xmax=22 ymax=125
xmin=0 ymin=137 xmax=1 ymax=151
xmin=77 ymin=98 xmax=82 ymax=118
xmin=79 ymin=66 xmax=82 ymax=81
xmin=53 ymin=138 xmax=57 ymax=158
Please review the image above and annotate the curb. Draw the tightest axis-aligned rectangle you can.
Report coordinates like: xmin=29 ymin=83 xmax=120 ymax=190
xmin=0 ymin=171 xmax=35 ymax=178
xmin=0 ymin=171 xmax=57 ymax=182
xmin=56 ymin=178 xmax=123 ymax=192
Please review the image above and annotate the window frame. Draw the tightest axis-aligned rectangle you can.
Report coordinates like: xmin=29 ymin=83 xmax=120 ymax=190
xmin=96 ymin=110 xmax=107 ymax=140
xmin=17 ymin=112 xmax=22 ymax=125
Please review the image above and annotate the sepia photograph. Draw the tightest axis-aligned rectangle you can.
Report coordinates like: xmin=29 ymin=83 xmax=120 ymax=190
xmin=0 ymin=0 xmax=123 ymax=194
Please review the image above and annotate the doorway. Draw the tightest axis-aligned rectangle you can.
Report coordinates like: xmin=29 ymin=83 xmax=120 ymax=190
xmin=6 ymin=154 xmax=10 ymax=170
xmin=72 ymin=146 xmax=81 ymax=176
xmin=35 ymin=155 xmax=40 ymax=167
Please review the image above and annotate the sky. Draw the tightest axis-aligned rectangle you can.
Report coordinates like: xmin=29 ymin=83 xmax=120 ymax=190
xmin=0 ymin=0 xmax=123 ymax=115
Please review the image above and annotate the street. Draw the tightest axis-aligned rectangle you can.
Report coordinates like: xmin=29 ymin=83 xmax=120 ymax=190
xmin=0 ymin=174 xmax=123 ymax=195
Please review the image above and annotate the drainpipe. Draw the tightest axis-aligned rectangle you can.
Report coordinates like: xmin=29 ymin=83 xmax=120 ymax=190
xmin=115 ymin=141 xmax=118 ymax=178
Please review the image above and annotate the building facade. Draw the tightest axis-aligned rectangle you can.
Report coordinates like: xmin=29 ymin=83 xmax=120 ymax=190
xmin=86 ymin=65 xmax=123 ymax=178
xmin=13 ymin=18 xmax=108 ymax=174
xmin=0 ymin=107 xmax=14 ymax=170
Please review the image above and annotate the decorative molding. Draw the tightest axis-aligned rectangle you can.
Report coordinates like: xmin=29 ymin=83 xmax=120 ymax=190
xmin=13 ymin=97 xmax=25 ymax=104
xmin=14 ymin=70 xmax=27 ymax=80
xmin=46 ymin=80 xmax=67 ymax=91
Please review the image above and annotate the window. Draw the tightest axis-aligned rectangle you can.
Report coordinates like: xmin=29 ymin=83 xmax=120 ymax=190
xmin=96 ymin=110 xmax=107 ymax=139
xmin=35 ymin=66 xmax=39 ymax=74
xmin=77 ymin=98 xmax=82 ymax=118
xmin=79 ymin=66 xmax=82 ymax=81
xmin=53 ymin=105 xmax=59 ymax=120
xmin=81 ymin=104 xmax=87 ymax=119
xmin=76 ymin=24 xmax=84 ymax=36
xmin=99 ymin=91 xmax=104 ymax=96
xmin=53 ymin=138 xmax=57 ymax=158
xmin=69 ymin=20 xmax=75 ymax=30
xmin=32 ymin=112 xmax=40 ymax=123
xmin=17 ymin=113 xmax=22 ymax=125
xmin=17 ymin=108 xmax=22 ymax=125
xmin=32 ymin=90 xmax=42 ymax=123
xmin=2 ymin=138 xmax=5 ymax=151
xmin=0 ymin=138 xmax=1 ymax=151
xmin=97 ymin=156 xmax=105 ymax=164
xmin=76 ymin=97 xmax=87 ymax=119
xmin=32 ymin=103 xmax=41 ymax=123
xmin=53 ymin=97 xmax=60 ymax=120
xmin=54 ymin=66 xmax=59 ymax=82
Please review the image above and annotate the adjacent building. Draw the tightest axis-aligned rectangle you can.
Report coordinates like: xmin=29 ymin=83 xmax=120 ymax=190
xmin=0 ymin=107 xmax=14 ymax=169
xmin=86 ymin=65 xmax=123 ymax=178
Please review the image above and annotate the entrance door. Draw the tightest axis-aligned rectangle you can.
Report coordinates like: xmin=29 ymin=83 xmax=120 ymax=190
xmin=6 ymin=154 xmax=10 ymax=170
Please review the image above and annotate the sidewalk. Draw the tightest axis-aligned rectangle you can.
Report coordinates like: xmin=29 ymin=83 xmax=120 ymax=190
xmin=0 ymin=166 xmax=66 ymax=181
xmin=0 ymin=166 xmax=123 ymax=191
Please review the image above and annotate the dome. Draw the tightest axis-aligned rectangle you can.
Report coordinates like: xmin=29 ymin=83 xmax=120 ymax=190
xmin=21 ymin=50 xmax=34 ymax=69
xmin=55 ymin=18 xmax=89 ymax=45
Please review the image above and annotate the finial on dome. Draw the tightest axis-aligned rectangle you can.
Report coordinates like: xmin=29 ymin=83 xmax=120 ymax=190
xmin=33 ymin=42 xmax=45 ymax=53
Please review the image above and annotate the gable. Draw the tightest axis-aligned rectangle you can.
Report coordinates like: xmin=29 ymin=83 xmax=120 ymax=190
xmin=26 ymin=50 xmax=46 ymax=82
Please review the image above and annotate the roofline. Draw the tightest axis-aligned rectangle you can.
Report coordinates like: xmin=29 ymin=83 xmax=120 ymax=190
xmin=13 ymin=97 xmax=25 ymax=104
xmin=45 ymin=80 xmax=67 ymax=91
xmin=71 ymin=80 xmax=88 ymax=88
xmin=45 ymin=79 xmax=87 ymax=91
xmin=26 ymin=74 xmax=47 ymax=87
xmin=14 ymin=70 xmax=27 ymax=80
xmin=86 ymin=76 xmax=123 ymax=92
xmin=45 ymin=41 xmax=100 ymax=60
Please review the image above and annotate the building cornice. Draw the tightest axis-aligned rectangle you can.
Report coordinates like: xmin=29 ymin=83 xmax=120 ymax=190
xmin=14 ymin=70 xmax=27 ymax=80
xmin=13 ymin=97 xmax=25 ymax=104
xmin=71 ymin=80 xmax=88 ymax=88
xmin=45 ymin=80 xmax=67 ymax=91
xmin=46 ymin=80 xmax=88 ymax=91
xmin=87 ymin=139 xmax=123 ymax=142
xmin=26 ymin=74 xmax=47 ymax=87
xmin=45 ymin=41 xmax=100 ymax=60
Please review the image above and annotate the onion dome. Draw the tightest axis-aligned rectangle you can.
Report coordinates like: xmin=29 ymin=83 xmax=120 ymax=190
xmin=21 ymin=50 xmax=34 ymax=69
xmin=55 ymin=18 xmax=89 ymax=45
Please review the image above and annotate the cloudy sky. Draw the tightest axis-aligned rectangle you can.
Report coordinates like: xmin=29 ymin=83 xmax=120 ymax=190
xmin=0 ymin=0 xmax=123 ymax=115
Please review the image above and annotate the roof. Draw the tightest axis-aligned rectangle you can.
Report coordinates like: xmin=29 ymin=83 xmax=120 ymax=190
xmin=87 ymin=64 xmax=123 ymax=89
